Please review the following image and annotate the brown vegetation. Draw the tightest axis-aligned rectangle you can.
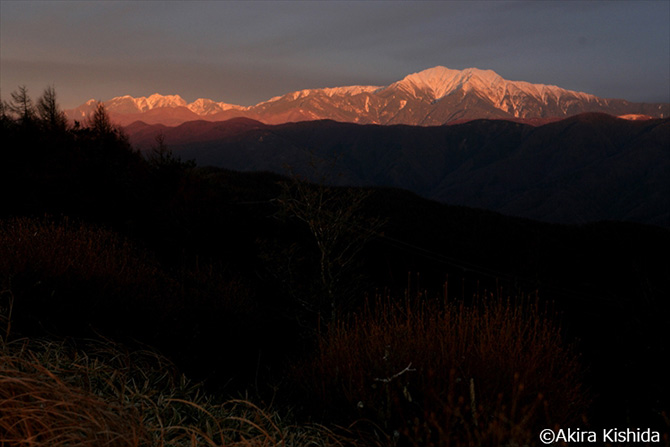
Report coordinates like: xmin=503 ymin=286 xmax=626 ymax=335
xmin=0 ymin=334 xmax=376 ymax=447
xmin=296 ymin=291 xmax=588 ymax=446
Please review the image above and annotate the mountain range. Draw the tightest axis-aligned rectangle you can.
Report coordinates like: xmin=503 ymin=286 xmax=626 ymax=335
xmin=64 ymin=66 xmax=669 ymax=227
xmin=66 ymin=66 xmax=669 ymax=126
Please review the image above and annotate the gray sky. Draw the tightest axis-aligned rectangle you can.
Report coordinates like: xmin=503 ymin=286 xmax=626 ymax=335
xmin=1 ymin=0 xmax=669 ymax=109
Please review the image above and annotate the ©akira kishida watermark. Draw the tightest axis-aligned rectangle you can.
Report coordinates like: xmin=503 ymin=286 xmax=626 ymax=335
xmin=539 ymin=427 xmax=661 ymax=444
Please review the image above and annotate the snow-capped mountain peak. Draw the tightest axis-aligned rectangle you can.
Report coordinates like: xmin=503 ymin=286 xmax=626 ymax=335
xmin=388 ymin=66 xmax=504 ymax=100
xmin=187 ymin=98 xmax=248 ymax=115
xmin=144 ymin=94 xmax=187 ymax=109
xmin=103 ymin=93 xmax=187 ymax=114
xmin=260 ymin=84 xmax=381 ymax=106
xmin=320 ymin=85 xmax=382 ymax=97
xmin=391 ymin=66 xmax=467 ymax=99
xmin=388 ymin=66 xmax=604 ymax=111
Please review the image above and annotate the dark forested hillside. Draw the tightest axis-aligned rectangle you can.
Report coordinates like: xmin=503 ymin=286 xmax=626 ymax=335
xmin=127 ymin=113 xmax=670 ymax=227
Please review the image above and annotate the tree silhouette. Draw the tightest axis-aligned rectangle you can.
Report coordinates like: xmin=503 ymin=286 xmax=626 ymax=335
xmin=0 ymin=97 xmax=11 ymax=129
xmin=148 ymin=132 xmax=192 ymax=169
xmin=89 ymin=101 xmax=115 ymax=136
xmin=278 ymin=177 xmax=385 ymax=321
xmin=36 ymin=85 xmax=68 ymax=131
xmin=9 ymin=85 xmax=36 ymax=125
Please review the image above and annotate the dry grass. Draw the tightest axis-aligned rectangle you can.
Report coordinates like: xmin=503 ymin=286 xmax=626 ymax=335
xmin=0 ymin=334 xmax=373 ymax=447
xmin=0 ymin=349 xmax=149 ymax=446
xmin=297 ymin=291 xmax=589 ymax=446
xmin=0 ymin=216 xmax=258 ymax=343
xmin=0 ymin=216 xmax=178 ymax=333
xmin=0 ymin=217 xmax=161 ymax=285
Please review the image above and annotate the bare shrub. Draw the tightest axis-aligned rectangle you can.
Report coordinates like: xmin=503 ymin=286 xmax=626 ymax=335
xmin=276 ymin=178 xmax=385 ymax=322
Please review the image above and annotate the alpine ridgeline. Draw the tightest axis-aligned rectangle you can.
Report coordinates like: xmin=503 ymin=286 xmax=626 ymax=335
xmin=66 ymin=66 xmax=669 ymax=126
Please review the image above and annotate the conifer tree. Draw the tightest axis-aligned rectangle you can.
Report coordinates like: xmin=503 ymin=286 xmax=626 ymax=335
xmin=9 ymin=85 xmax=36 ymax=125
xmin=0 ymin=97 xmax=11 ymax=128
xmin=89 ymin=101 xmax=115 ymax=136
xmin=37 ymin=85 xmax=68 ymax=131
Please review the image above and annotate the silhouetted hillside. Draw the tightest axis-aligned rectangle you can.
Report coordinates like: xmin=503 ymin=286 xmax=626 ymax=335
xmin=127 ymin=113 xmax=670 ymax=227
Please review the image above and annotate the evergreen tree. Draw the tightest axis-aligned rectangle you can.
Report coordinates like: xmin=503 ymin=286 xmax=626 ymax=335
xmin=0 ymin=97 xmax=12 ymax=129
xmin=89 ymin=101 xmax=115 ymax=136
xmin=9 ymin=85 xmax=36 ymax=125
xmin=37 ymin=85 xmax=68 ymax=131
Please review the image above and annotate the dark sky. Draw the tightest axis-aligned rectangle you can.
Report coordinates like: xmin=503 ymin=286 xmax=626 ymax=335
xmin=2 ymin=0 xmax=669 ymax=109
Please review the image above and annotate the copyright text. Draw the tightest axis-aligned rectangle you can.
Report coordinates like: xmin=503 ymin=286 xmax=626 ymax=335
xmin=539 ymin=428 xmax=661 ymax=444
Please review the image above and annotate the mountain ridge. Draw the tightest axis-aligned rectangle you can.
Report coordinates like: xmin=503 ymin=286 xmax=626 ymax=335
xmin=66 ymin=66 xmax=669 ymax=126
xmin=124 ymin=113 xmax=670 ymax=227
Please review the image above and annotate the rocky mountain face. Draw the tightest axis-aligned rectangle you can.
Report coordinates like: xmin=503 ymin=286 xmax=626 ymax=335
xmin=66 ymin=67 xmax=669 ymax=126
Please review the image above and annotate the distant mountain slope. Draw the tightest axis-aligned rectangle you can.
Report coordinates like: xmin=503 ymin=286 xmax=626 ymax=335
xmin=66 ymin=66 xmax=669 ymax=126
xmin=126 ymin=113 xmax=670 ymax=227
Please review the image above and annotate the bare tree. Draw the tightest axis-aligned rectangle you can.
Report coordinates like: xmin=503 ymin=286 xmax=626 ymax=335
xmin=278 ymin=175 xmax=385 ymax=321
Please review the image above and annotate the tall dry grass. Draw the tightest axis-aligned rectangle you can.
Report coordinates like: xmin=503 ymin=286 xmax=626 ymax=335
xmin=0 ymin=217 xmax=161 ymax=284
xmin=0 ymin=333 xmax=374 ymax=447
xmin=296 ymin=291 xmax=588 ymax=446
xmin=0 ymin=216 xmax=178 ymax=336
xmin=0 ymin=216 xmax=258 ymax=347
xmin=0 ymin=343 xmax=150 ymax=446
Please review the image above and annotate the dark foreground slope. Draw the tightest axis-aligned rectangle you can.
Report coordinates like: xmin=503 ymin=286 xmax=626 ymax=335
xmin=128 ymin=113 xmax=670 ymax=227
xmin=2 ymin=114 xmax=669 ymax=435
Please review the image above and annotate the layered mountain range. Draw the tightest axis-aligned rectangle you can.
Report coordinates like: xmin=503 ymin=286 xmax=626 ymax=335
xmin=66 ymin=66 xmax=669 ymax=126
